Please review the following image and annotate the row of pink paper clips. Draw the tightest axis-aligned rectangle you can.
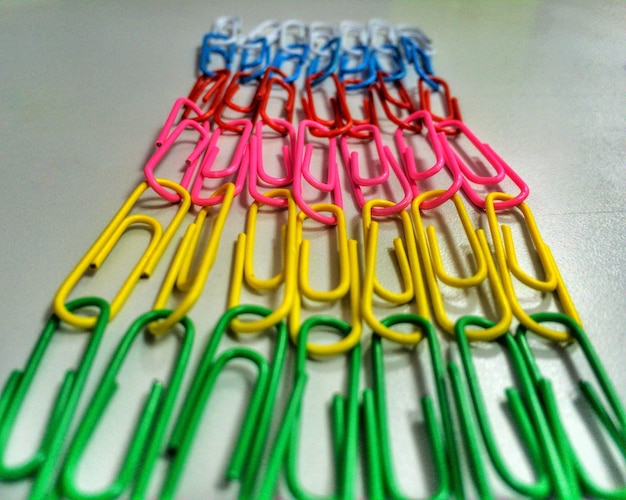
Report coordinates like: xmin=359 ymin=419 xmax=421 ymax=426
xmin=144 ymin=92 xmax=529 ymax=224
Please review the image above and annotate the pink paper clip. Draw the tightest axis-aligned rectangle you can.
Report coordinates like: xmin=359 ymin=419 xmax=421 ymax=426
xmin=190 ymin=119 xmax=252 ymax=206
xmin=248 ymin=119 xmax=296 ymax=208
xmin=394 ymin=110 xmax=463 ymax=210
xmin=439 ymin=119 xmax=529 ymax=210
xmin=341 ymin=124 xmax=412 ymax=217
xmin=339 ymin=124 xmax=390 ymax=187
xmin=154 ymin=98 xmax=207 ymax=148
xmin=144 ymin=118 xmax=211 ymax=203
xmin=293 ymin=119 xmax=344 ymax=224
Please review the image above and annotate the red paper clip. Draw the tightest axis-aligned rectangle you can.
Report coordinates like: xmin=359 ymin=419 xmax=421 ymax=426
xmin=300 ymin=72 xmax=353 ymax=137
xmin=419 ymin=76 xmax=462 ymax=135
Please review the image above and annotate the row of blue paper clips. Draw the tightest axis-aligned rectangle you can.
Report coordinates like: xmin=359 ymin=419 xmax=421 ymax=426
xmin=1 ymin=16 xmax=624 ymax=500
xmin=199 ymin=17 xmax=436 ymax=89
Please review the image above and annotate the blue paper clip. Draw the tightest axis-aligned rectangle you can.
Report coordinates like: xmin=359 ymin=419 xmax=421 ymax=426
xmin=199 ymin=16 xmax=241 ymax=76
xmin=306 ymin=37 xmax=341 ymax=86
xmin=400 ymin=35 xmax=438 ymax=91
xmin=270 ymin=20 xmax=310 ymax=83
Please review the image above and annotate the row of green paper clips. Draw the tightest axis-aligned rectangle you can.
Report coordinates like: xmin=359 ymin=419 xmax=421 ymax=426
xmin=1 ymin=180 xmax=624 ymax=499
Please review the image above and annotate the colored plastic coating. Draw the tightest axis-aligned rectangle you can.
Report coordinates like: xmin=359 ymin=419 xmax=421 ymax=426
xmin=53 ymin=179 xmax=191 ymax=329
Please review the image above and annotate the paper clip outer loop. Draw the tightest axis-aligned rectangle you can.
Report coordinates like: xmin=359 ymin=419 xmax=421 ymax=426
xmin=53 ymin=180 xmax=191 ymax=330
xmin=485 ymin=192 xmax=581 ymax=342
xmin=59 ymin=309 xmax=194 ymax=500
xmin=149 ymin=183 xmax=235 ymax=337
xmin=362 ymin=314 xmax=456 ymax=499
xmin=516 ymin=312 xmax=626 ymax=498
xmin=256 ymin=66 xmax=296 ymax=135
xmin=145 ymin=117 xmax=211 ymax=203
xmin=162 ymin=304 xmax=288 ymax=499
xmin=361 ymin=200 xmax=433 ymax=345
xmin=300 ymin=72 xmax=353 ymax=137
xmin=0 ymin=298 xmax=109 ymax=484
xmin=418 ymin=76 xmax=462 ymax=133
xmin=228 ymin=189 xmax=298 ymax=333
xmin=447 ymin=316 xmax=555 ymax=498
xmin=288 ymin=205 xmax=361 ymax=356
xmin=411 ymin=191 xmax=512 ymax=340
xmin=374 ymin=71 xmax=420 ymax=132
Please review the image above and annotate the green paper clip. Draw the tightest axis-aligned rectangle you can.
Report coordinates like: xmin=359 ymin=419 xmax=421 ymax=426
xmin=59 ymin=309 xmax=194 ymax=500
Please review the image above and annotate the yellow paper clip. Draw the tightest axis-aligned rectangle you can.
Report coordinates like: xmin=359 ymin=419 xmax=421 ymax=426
xmin=485 ymin=192 xmax=581 ymax=342
xmin=361 ymin=199 xmax=431 ymax=345
xmin=149 ymin=183 xmax=235 ymax=336
xmin=228 ymin=188 xmax=297 ymax=333
xmin=288 ymin=203 xmax=361 ymax=356
xmin=411 ymin=190 xmax=512 ymax=341
xmin=53 ymin=179 xmax=191 ymax=329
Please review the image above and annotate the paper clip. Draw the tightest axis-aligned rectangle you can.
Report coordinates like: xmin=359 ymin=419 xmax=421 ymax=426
xmin=271 ymin=20 xmax=309 ymax=83
xmin=447 ymin=316 xmax=563 ymax=498
xmin=190 ymin=119 xmax=252 ymax=206
xmin=396 ymin=23 xmax=433 ymax=55
xmin=281 ymin=319 xmax=361 ymax=499
xmin=411 ymin=191 xmax=512 ymax=340
xmin=149 ymin=183 xmax=234 ymax=336
xmin=162 ymin=305 xmax=288 ymax=499
xmin=300 ymin=72 xmax=353 ymax=137
xmin=288 ymin=205 xmax=361 ymax=356
xmin=342 ymin=126 xmax=412 ymax=217
xmin=516 ymin=312 xmax=626 ymax=498
xmin=361 ymin=199 xmax=432 ymax=345
xmin=485 ymin=192 xmax=581 ymax=342
xmin=338 ymin=75 xmax=379 ymax=139
xmin=439 ymin=120 xmax=529 ymax=210
xmin=53 ymin=179 xmax=191 ymax=329
xmin=418 ymin=76 xmax=462 ymax=133
xmin=306 ymin=35 xmax=341 ymax=86
xmin=213 ymin=71 xmax=262 ymax=132
xmin=369 ymin=20 xmax=406 ymax=83
xmin=199 ymin=16 xmax=241 ymax=76
xmin=394 ymin=110 xmax=463 ymax=209
xmin=292 ymin=119 xmax=344 ymax=225
xmin=400 ymin=35 xmax=438 ymax=91
xmin=248 ymin=119 xmax=295 ymax=208
xmin=181 ymin=70 xmax=230 ymax=124
xmin=0 ymin=298 xmax=108 ymax=487
xmin=340 ymin=123 xmax=390 ymax=187
xmin=256 ymin=67 xmax=296 ymax=134
xmin=238 ymin=21 xmax=281 ymax=80
xmin=361 ymin=314 xmax=459 ymax=499
xmin=339 ymin=45 xmax=377 ymax=91
xmin=228 ymin=189 xmax=297 ymax=333
xmin=144 ymin=114 xmax=211 ymax=203
xmin=374 ymin=72 xmax=420 ymax=131
xmin=59 ymin=309 xmax=194 ymax=500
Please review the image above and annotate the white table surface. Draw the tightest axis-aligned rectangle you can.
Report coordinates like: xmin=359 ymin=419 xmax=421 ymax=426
xmin=1 ymin=1 xmax=624 ymax=498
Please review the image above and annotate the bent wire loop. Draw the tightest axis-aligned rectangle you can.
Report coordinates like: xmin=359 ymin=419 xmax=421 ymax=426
xmin=257 ymin=317 xmax=360 ymax=499
xmin=516 ymin=312 xmax=626 ymax=499
xmin=438 ymin=120 xmax=529 ymax=210
xmin=411 ymin=191 xmax=512 ymax=340
xmin=338 ymin=76 xmax=379 ymax=140
xmin=59 ymin=309 xmax=194 ymax=500
xmin=288 ymin=204 xmax=361 ymax=356
xmin=485 ymin=192 xmax=581 ymax=342
xmin=145 ymin=114 xmax=211 ymax=203
xmin=447 ymin=316 xmax=566 ymax=499
xmin=248 ymin=119 xmax=296 ymax=208
xmin=399 ymin=35 xmax=438 ymax=91
xmin=361 ymin=199 xmax=432 ymax=345
xmin=0 ymin=298 xmax=108 ymax=489
xmin=374 ymin=72 xmax=420 ymax=132
xmin=361 ymin=314 xmax=459 ymax=500
xmin=228 ymin=189 xmax=298 ymax=333
xmin=53 ymin=179 xmax=191 ymax=329
xmin=162 ymin=305 xmax=288 ymax=500
xmin=149 ymin=183 xmax=235 ymax=336
xmin=343 ymin=128 xmax=412 ymax=217
xmin=213 ymin=71 xmax=263 ymax=131
xmin=300 ymin=72 xmax=353 ymax=137
xmin=339 ymin=124 xmax=390 ymax=187
xmin=306 ymin=35 xmax=341 ymax=86
xmin=418 ymin=77 xmax=462 ymax=133
xmin=190 ymin=119 xmax=252 ymax=206
xmin=293 ymin=119 xmax=344 ymax=225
